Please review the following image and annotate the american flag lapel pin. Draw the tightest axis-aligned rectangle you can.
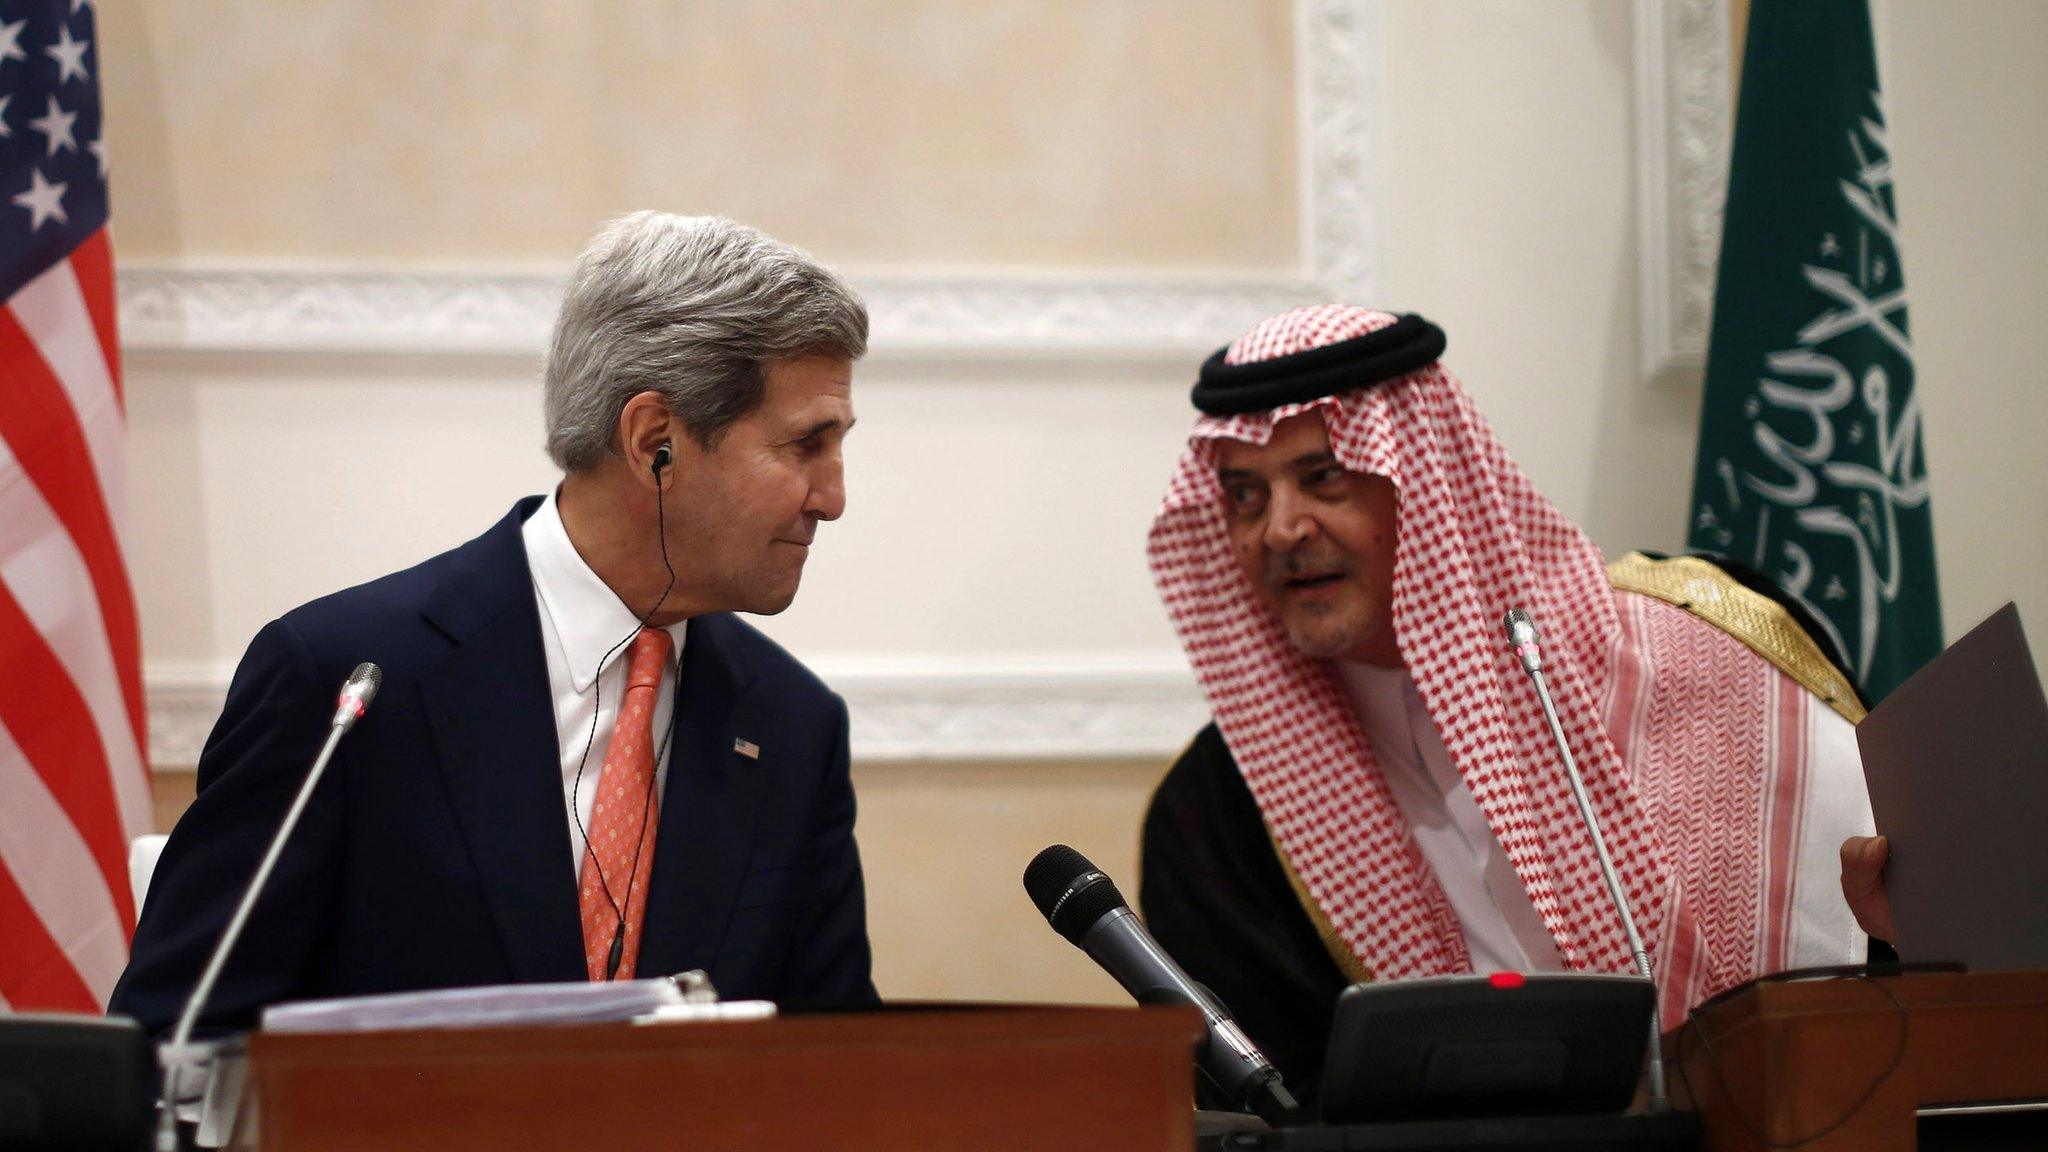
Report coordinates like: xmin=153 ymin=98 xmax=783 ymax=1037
xmin=734 ymin=738 xmax=760 ymax=761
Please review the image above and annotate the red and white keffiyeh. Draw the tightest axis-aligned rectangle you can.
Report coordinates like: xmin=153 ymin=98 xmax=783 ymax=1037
xmin=1149 ymin=306 xmax=1868 ymax=1021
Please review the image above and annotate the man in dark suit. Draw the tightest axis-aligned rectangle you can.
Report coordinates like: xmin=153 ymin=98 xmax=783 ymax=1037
xmin=112 ymin=212 xmax=877 ymax=1038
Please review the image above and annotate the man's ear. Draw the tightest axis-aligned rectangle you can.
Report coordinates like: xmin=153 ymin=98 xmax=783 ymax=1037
xmin=618 ymin=391 xmax=678 ymax=491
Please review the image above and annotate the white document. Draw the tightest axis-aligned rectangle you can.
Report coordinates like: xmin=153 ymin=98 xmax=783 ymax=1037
xmin=260 ymin=977 xmax=689 ymax=1034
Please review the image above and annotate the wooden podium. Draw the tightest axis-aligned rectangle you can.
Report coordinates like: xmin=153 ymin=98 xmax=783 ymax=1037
xmin=232 ymin=1004 xmax=1201 ymax=1151
xmin=1667 ymin=970 xmax=2048 ymax=1151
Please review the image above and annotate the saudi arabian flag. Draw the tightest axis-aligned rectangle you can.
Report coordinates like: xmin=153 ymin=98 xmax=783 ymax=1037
xmin=1686 ymin=0 xmax=1939 ymax=701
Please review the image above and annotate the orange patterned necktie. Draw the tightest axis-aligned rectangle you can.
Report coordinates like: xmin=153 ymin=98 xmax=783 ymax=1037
xmin=579 ymin=626 xmax=672 ymax=981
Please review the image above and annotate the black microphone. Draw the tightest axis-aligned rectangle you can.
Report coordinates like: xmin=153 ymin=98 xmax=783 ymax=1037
xmin=155 ymin=662 xmax=383 ymax=1151
xmin=1023 ymin=845 xmax=1300 ymax=1125
xmin=1503 ymin=609 xmax=1670 ymax=1112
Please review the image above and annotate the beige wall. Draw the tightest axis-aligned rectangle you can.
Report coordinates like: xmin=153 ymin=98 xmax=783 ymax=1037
xmin=1879 ymin=0 xmax=2048 ymax=648
xmin=125 ymin=352 xmax=1206 ymax=669
xmin=842 ymin=758 xmax=1166 ymax=1004
xmin=101 ymin=0 xmax=1299 ymax=271
xmin=125 ymin=1 xmax=2048 ymax=1007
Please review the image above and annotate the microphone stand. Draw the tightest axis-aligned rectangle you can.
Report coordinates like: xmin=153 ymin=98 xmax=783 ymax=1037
xmin=1504 ymin=611 xmax=1670 ymax=1113
xmin=154 ymin=664 xmax=380 ymax=1152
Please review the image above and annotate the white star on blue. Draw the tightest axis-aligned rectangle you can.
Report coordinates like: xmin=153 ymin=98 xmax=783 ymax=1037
xmin=1 ymin=2 xmax=107 ymax=300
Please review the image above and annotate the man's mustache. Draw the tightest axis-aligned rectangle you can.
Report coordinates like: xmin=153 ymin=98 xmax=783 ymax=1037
xmin=1263 ymin=546 xmax=1353 ymax=588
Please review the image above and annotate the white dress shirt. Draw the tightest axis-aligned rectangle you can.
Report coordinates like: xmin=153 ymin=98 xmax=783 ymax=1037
xmin=1334 ymin=662 xmax=1564 ymax=975
xmin=521 ymin=490 xmax=688 ymax=882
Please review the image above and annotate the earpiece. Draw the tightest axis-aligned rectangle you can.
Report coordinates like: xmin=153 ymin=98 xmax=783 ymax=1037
xmin=576 ymin=435 xmax=681 ymax=979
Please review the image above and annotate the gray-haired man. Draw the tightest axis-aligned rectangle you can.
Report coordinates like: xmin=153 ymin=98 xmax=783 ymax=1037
xmin=114 ymin=214 xmax=878 ymax=1041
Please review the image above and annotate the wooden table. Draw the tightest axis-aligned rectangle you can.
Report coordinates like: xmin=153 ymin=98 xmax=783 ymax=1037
xmin=236 ymin=1003 xmax=1202 ymax=1151
xmin=1667 ymin=970 xmax=2048 ymax=1151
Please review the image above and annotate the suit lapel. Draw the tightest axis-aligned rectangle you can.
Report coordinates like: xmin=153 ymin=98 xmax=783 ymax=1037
xmin=637 ymin=615 xmax=773 ymax=977
xmin=418 ymin=499 xmax=587 ymax=983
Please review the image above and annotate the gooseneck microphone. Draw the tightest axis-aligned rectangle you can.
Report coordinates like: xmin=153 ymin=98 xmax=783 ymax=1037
xmin=1023 ymin=845 xmax=1300 ymax=1125
xmin=155 ymin=662 xmax=383 ymax=1152
xmin=1503 ymin=609 xmax=1670 ymax=1112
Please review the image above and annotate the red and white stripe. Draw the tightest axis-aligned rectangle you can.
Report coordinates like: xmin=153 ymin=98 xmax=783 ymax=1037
xmin=1150 ymin=305 xmax=1870 ymax=1024
xmin=0 ymin=227 xmax=148 ymax=1012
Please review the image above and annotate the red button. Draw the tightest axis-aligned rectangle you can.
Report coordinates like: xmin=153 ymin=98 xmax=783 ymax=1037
xmin=1488 ymin=971 xmax=1527 ymax=989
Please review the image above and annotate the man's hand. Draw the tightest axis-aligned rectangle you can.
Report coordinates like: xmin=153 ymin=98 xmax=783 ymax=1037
xmin=1840 ymin=834 xmax=1896 ymax=943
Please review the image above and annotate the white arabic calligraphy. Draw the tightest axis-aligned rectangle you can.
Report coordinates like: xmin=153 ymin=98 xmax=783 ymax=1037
xmin=1713 ymin=91 xmax=1930 ymax=681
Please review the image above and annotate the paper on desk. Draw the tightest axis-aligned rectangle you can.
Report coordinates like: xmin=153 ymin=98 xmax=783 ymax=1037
xmin=261 ymin=977 xmax=687 ymax=1033
xmin=636 ymin=999 xmax=778 ymax=1024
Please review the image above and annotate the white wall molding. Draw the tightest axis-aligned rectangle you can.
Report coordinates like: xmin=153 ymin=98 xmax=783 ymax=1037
xmin=145 ymin=656 xmax=1211 ymax=770
xmin=117 ymin=266 xmax=1334 ymax=362
xmin=118 ymin=265 xmax=566 ymax=357
xmin=146 ymin=663 xmax=236 ymax=775
xmin=1633 ymin=0 xmax=1733 ymax=376
xmin=1299 ymin=0 xmax=1379 ymax=303
xmin=116 ymin=0 xmax=1377 ymax=363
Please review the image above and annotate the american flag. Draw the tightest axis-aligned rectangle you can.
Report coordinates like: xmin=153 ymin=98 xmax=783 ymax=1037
xmin=1 ymin=0 xmax=149 ymax=1013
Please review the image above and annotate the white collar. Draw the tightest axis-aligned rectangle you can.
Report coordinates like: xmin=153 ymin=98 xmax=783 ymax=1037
xmin=1333 ymin=660 xmax=1415 ymax=746
xmin=523 ymin=488 xmax=688 ymax=694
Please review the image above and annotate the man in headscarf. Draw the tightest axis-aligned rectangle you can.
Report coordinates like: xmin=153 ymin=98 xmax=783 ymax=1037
xmin=1140 ymin=305 xmax=1882 ymax=1101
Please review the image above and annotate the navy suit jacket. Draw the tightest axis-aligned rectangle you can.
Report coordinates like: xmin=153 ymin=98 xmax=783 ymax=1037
xmin=112 ymin=498 xmax=876 ymax=1037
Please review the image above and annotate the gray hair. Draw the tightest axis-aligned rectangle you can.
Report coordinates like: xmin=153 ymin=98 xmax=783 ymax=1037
xmin=543 ymin=212 xmax=869 ymax=471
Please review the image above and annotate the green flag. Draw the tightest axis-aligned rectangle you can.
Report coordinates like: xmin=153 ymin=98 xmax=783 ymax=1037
xmin=1687 ymin=0 xmax=1939 ymax=700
